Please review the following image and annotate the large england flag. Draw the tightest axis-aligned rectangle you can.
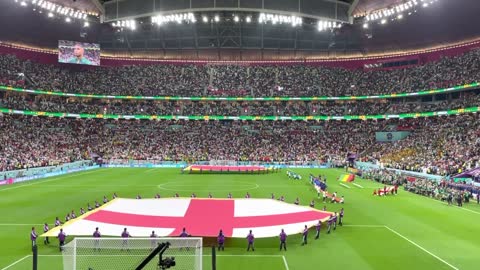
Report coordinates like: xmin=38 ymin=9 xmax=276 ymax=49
xmin=43 ymin=198 xmax=333 ymax=238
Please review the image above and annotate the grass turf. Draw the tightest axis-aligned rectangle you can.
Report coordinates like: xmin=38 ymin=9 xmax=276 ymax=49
xmin=0 ymin=168 xmax=479 ymax=270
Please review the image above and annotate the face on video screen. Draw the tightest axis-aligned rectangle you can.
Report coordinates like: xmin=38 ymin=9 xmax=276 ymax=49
xmin=73 ymin=44 xmax=84 ymax=58
xmin=58 ymin=40 xmax=100 ymax=66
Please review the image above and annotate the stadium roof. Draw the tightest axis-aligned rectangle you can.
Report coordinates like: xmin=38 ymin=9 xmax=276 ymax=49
xmin=1 ymin=0 xmax=479 ymax=58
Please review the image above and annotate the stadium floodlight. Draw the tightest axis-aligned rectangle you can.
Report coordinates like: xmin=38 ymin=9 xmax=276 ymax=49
xmin=233 ymin=15 xmax=239 ymax=22
xmin=20 ymin=1 xmax=27 ymax=6
xmin=260 ymin=13 xmax=302 ymax=27
xmin=65 ymin=17 xmax=71 ymax=23
xmin=48 ymin=12 xmax=53 ymax=17
xmin=362 ymin=23 xmax=368 ymax=29
xmin=214 ymin=15 xmax=220 ymax=22
xmin=397 ymin=14 xmax=403 ymax=19
xmin=380 ymin=19 xmax=387 ymax=24
xmin=202 ymin=16 xmax=208 ymax=23
xmin=246 ymin=16 xmax=251 ymax=23
xmin=152 ymin=13 xmax=196 ymax=26
xmin=84 ymin=21 xmax=89 ymax=27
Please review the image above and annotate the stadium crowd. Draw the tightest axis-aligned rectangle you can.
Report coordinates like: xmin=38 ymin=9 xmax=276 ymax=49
xmin=0 ymin=115 xmax=381 ymax=171
xmin=0 ymin=113 xmax=478 ymax=177
xmin=366 ymin=114 xmax=480 ymax=176
xmin=1 ymin=91 xmax=478 ymax=116
xmin=0 ymin=48 xmax=479 ymax=97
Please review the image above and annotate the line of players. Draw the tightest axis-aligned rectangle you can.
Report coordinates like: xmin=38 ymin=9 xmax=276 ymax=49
xmin=32 ymin=192 xmax=344 ymax=251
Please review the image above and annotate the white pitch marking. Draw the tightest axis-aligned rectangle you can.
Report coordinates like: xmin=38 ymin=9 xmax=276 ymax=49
xmin=0 ymin=255 xmax=30 ymax=270
xmin=0 ymin=169 xmax=100 ymax=192
xmin=339 ymin=183 xmax=350 ymax=189
xmin=282 ymin=256 xmax=290 ymax=270
xmin=384 ymin=226 xmax=459 ymax=270
xmin=439 ymin=201 xmax=480 ymax=215
xmin=352 ymin=183 xmax=364 ymax=188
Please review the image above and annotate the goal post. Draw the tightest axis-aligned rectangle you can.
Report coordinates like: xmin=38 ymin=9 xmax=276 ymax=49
xmin=62 ymin=237 xmax=203 ymax=270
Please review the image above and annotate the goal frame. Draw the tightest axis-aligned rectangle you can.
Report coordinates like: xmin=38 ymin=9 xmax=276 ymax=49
xmin=63 ymin=237 xmax=203 ymax=270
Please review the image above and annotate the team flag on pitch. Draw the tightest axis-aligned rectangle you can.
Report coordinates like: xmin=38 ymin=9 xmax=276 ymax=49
xmin=42 ymin=198 xmax=333 ymax=238
xmin=339 ymin=174 xmax=355 ymax=183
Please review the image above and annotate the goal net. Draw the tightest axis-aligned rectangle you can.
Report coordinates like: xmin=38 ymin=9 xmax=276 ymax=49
xmin=62 ymin=237 xmax=202 ymax=270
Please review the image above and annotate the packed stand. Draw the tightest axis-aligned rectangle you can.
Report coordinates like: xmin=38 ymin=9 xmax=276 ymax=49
xmin=0 ymin=48 xmax=479 ymax=97
xmin=366 ymin=114 xmax=480 ymax=176
xmin=0 ymin=115 xmax=382 ymax=171
xmin=1 ymin=91 xmax=478 ymax=116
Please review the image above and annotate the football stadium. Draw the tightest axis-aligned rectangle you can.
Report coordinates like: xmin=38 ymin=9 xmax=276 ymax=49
xmin=0 ymin=0 xmax=480 ymax=269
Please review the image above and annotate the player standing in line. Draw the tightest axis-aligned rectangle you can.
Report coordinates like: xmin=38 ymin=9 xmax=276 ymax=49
xmin=113 ymin=192 xmax=118 ymax=199
xmin=87 ymin=203 xmax=93 ymax=211
xmin=333 ymin=212 xmax=338 ymax=231
xmin=80 ymin=207 xmax=85 ymax=215
xmin=136 ymin=194 xmax=142 ymax=200
xmin=208 ymin=192 xmax=213 ymax=198
xmin=43 ymin=223 xmax=50 ymax=245
xmin=322 ymin=191 xmax=327 ymax=202
xmin=322 ymin=205 xmax=327 ymax=211
xmin=246 ymin=230 xmax=255 ymax=251
xmin=191 ymin=193 xmax=196 ymax=198
xmin=227 ymin=192 xmax=232 ymax=199
xmin=95 ymin=200 xmax=100 ymax=208
xmin=65 ymin=213 xmax=71 ymax=222
xmin=150 ymin=230 xmax=158 ymax=250
xmin=103 ymin=196 xmax=108 ymax=204
xmin=279 ymin=229 xmax=287 ymax=251
xmin=30 ymin=227 xmax=37 ymax=248
xmin=174 ymin=193 xmax=180 ymax=198
xmin=315 ymin=220 xmax=322 ymax=239
xmin=93 ymin=227 xmax=101 ymax=251
xmin=54 ymin=217 xmax=62 ymax=227
xmin=179 ymin=228 xmax=190 ymax=237
xmin=58 ymin=229 xmax=66 ymax=252
xmin=301 ymin=225 xmax=308 ymax=246
xmin=294 ymin=198 xmax=300 ymax=205
xmin=71 ymin=210 xmax=77 ymax=219
xmin=280 ymin=195 xmax=285 ymax=202
xmin=339 ymin=208 xmax=344 ymax=226
xmin=155 ymin=193 xmax=161 ymax=199
xmin=245 ymin=192 xmax=251 ymax=199
xmin=121 ymin=228 xmax=131 ymax=251
xmin=217 ymin=230 xmax=225 ymax=251
xmin=179 ymin=227 xmax=191 ymax=251
xmin=271 ymin=193 xmax=275 ymax=200
xmin=309 ymin=199 xmax=315 ymax=208
xmin=327 ymin=215 xmax=333 ymax=234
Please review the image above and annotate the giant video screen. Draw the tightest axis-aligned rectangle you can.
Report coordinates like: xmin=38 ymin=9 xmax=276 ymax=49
xmin=58 ymin=40 xmax=100 ymax=66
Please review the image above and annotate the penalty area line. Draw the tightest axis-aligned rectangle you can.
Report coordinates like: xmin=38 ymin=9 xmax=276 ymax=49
xmin=282 ymin=256 xmax=290 ymax=270
xmin=384 ymin=226 xmax=459 ymax=270
xmin=0 ymin=255 xmax=30 ymax=270
xmin=0 ymin=169 xmax=100 ymax=193
xmin=352 ymin=183 xmax=364 ymax=188
xmin=339 ymin=183 xmax=350 ymax=189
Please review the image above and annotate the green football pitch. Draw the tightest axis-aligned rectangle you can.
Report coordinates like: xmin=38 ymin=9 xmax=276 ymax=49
xmin=0 ymin=168 xmax=479 ymax=270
